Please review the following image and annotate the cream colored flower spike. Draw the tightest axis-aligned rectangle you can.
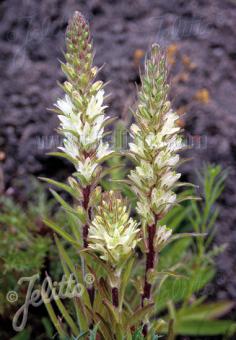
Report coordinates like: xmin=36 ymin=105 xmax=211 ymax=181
xmin=88 ymin=191 xmax=140 ymax=267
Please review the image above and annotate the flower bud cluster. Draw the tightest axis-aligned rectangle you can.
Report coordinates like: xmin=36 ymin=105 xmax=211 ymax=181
xmin=129 ymin=44 xmax=183 ymax=229
xmin=88 ymin=191 xmax=140 ymax=267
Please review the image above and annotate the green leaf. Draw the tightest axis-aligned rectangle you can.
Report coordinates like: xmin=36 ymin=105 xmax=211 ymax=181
xmin=44 ymin=218 xmax=80 ymax=247
xmin=75 ymin=331 xmax=90 ymax=339
xmin=11 ymin=329 xmax=31 ymax=340
xmin=47 ymin=151 xmax=76 ymax=164
xmin=103 ymin=299 xmax=120 ymax=324
xmin=42 ymin=317 xmax=54 ymax=338
xmin=174 ymin=319 xmax=236 ymax=336
xmin=80 ymin=249 xmax=111 ymax=276
xmin=159 ymin=238 xmax=191 ymax=270
xmin=89 ymin=322 xmax=100 ymax=340
xmin=148 ymin=270 xmax=187 ymax=284
xmin=41 ymin=288 xmax=66 ymax=337
xmin=126 ymin=303 xmax=154 ymax=328
xmin=50 ymin=189 xmax=86 ymax=224
xmin=55 ymin=235 xmax=83 ymax=282
xmin=156 ymin=266 xmax=215 ymax=313
xmin=119 ymin=257 xmax=135 ymax=309
xmin=132 ymin=327 xmax=144 ymax=339
xmin=168 ymin=232 xmax=206 ymax=244
xmin=178 ymin=300 xmax=235 ymax=321
xmin=48 ymin=281 xmax=80 ymax=336
xmin=39 ymin=177 xmax=80 ymax=200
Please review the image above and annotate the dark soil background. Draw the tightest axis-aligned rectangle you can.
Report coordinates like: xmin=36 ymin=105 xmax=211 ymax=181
xmin=0 ymin=0 xmax=236 ymax=332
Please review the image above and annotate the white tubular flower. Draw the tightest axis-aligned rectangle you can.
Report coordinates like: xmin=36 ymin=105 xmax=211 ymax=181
xmin=55 ymin=95 xmax=74 ymax=115
xmin=154 ymin=151 xmax=179 ymax=169
xmin=96 ymin=142 xmax=111 ymax=160
xmin=136 ymin=160 xmax=154 ymax=181
xmin=151 ymin=188 xmax=176 ymax=215
xmin=59 ymin=135 xmax=79 ymax=159
xmin=160 ymin=172 xmax=181 ymax=189
xmin=76 ymin=159 xmax=98 ymax=182
xmin=58 ymin=111 xmax=82 ymax=135
xmin=86 ymin=89 xmax=106 ymax=118
xmin=154 ymin=225 xmax=172 ymax=251
xmin=88 ymin=191 xmax=140 ymax=266
xmin=161 ymin=110 xmax=180 ymax=136
xmin=128 ymin=44 xmax=183 ymax=225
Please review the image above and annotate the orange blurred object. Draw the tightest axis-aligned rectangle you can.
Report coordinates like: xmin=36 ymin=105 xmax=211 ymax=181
xmin=0 ymin=151 xmax=6 ymax=161
xmin=167 ymin=43 xmax=179 ymax=65
xmin=194 ymin=88 xmax=210 ymax=104
xmin=133 ymin=48 xmax=145 ymax=67
xmin=182 ymin=54 xmax=197 ymax=71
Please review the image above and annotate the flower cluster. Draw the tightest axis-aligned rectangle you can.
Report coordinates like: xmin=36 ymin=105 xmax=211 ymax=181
xmin=44 ymin=12 xmax=192 ymax=338
xmin=129 ymin=44 xmax=182 ymax=229
xmin=54 ymin=11 xmax=111 ymax=187
xmin=88 ymin=191 xmax=140 ymax=266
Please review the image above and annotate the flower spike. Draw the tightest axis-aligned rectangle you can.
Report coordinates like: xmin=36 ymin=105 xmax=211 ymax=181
xmin=88 ymin=191 xmax=140 ymax=267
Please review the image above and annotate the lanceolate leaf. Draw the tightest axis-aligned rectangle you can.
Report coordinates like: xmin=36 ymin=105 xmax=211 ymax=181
xmin=156 ymin=266 xmax=215 ymax=313
xmin=55 ymin=235 xmax=83 ymax=282
xmin=39 ymin=177 xmax=80 ymax=200
xmin=44 ymin=218 xmax=80 ymax=247
xmin=50 ymin=189 xmax=86 ymax=224
xmin=167 ymin=232 xmax=207 ymax=244
xmin=174 ymin=319 xmax=236 ymax=336
xmin=178 ymin=300 xmax=235 ymax=321
xmin=119 ymin=257 xmax=135 ymax=309
xmin=103 ymin=299 xmax=120 ymax=324
xmin=41 ymin=288 xmax=66 ymax=337
xmin=80 ymin=249 xmax=116 ymax=282
xmin=126 ymin=304 xmax=154 ymax=328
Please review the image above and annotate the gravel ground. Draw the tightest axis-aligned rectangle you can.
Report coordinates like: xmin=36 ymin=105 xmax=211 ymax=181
xmin=1 ymin=0 xmax=236 ymax=311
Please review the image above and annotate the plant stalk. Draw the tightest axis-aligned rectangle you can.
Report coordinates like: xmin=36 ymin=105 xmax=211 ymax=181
xmin=142 ymin=215 xmax=158 ymax=336
xmin=82 ymin=185 xmax=91 ymax=248
xmin=112 ymin=287 xmax=119 ymax=308
xmin=82 ymin=185 xmax=95 ymax=307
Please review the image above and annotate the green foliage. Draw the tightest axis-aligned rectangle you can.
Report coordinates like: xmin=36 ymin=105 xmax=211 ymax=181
xmin=0 ymin=183 xmax=50 ymax=295
xmin=0 ymin=163 xmax=232 ymax=340
xmin=42 ymin=160 xmax=236 ymax=339
xmin=189 ymin=164 xmax=228 ymax=256
xmin=0 ymin=180 xmax=65 ymax=338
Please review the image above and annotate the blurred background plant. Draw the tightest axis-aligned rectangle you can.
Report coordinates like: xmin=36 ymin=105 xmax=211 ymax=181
xmin=0 ymin=179 xmax=73 ymax=339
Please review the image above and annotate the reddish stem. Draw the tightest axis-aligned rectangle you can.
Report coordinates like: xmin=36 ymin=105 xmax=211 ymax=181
xmin=142 ymin=216 xmax=159 ymax=337
xmin=112 ymin=287 xmax=119 ymax=308
xmin=142 ymin=224 xmax=156 ymax=306
xmin=82 ymin=185 xmax=95 ymax=306
xmin=82 ymin=185 xmax=91 ymax=248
